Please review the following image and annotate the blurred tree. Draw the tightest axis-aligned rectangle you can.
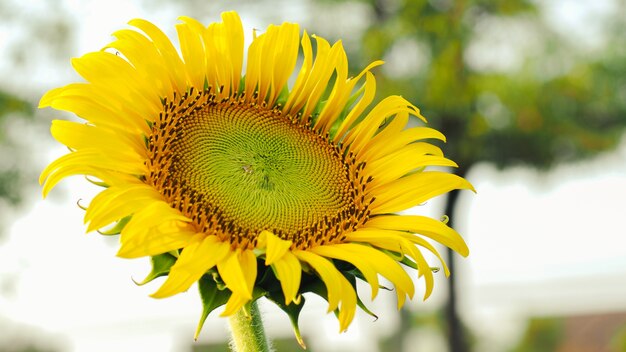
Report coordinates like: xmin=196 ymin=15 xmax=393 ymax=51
xmin=0 ymin=0 xmax=75 ymax=240
xmin=311 ymin=0 xmax=626 ymax=351
xmin=0 ymin=1 xmax=73 ymax=349
xmin=0 ymin=91 xmax=34 ymax=237
xmin=510 ymin=317 xmax=564 ymax=352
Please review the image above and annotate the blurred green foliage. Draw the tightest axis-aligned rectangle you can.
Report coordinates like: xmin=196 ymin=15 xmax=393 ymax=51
xmin=510 ymin=317 xmax=564 ymax=352
xmin=612 ymin=323 xmax=626 ymax=352
xmin=315 ymin=1 xmax=626 ymax=351
xmin=338 ymin=0 xmax=626 ymax=172
xmin=0 ymin=91 xmax=33 ymax=207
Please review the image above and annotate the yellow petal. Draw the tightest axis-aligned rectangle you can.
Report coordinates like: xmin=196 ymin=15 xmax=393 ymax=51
xmin=312 ymin=243 xmax=386 ymax=300
xmin=217 ymin=249 xmax=257 ymax=300
xmin=43 ymin=89 xmax=141 ymax=132
xmin=265 ymin=24 xmax=300 ymax=105
xmin=283 ymin=36 xmax=340 ymax=119
xmin=272 ymin=251 xmax=302 ymax=305
xmin=365 ymin=215 xmax=469 ymax=257
xmin=356 ymin=110 xmax=409 ymax=157
xmin=300 ymin=38 xmax=342 ymax=120
xmin=47 ymin=82 xmax=153 ymax=135
xmin=282 ymin=31 xmax=313 ymax=115
xmin=151 ymin=235 xmax=230 ymax=298
xmin=361 ymin=126 xmax=446 ymax=161
xmin=129 ymin=19 xmax=187 ymax=94
xmin=220 ymin=292 xmax=249 ymax=317
xmin=39 ymin=151 xmax=143 ymax=198
xmin=313 ymin=243 xmax=414 ymax=303
xmin=365 ymin=141 xmax=457 ymax=188
xmin=50 ymin=120 xmax=146 ymax=158
xmin=261 ymin=231 xmax=292 ymax=265
xmin=346 ymin=229 xmax=436 ymax=299
xmin=70 ymin=51 xmax=161 ymax=112
xmin=106 ymin=30 xmax=173 ymax=99
xmin=293 ymin=250 xmax=342 ymax=312
xmin=84 ymin=182 xmax=161 ymax=232
xmin=117 ymin=201 xmax=194 ymax=258
xmin=245 ymin=23 xmax=299 ymax=106
xmin=317 ymin=60 xmax=383 ymax=136
xmin=344 ymin=96 xmax=424 ymax=153
xmin=397 ymin=232 xmax=450 ymax=276
xmin=176 ymin=19 xmax=206 ymax=91
xmin=311 ymin=44 xmax=348 ymax=132
xmin=370 ymin=172 xmax=475 ymax=214
xmin=219 ymin=11 xmax=244 ymax=95
xmin=117 ymin=224 xmax=196 ymax=259
xmin=333 ymin=72 xmax=377 ymax=141
xmin=311 ymin=244 xmax=380 ymax=298
xmin=41 ymin=150 xmax=145 ymax=184
xmin=336 ymin=274 xmax=357 ymax=332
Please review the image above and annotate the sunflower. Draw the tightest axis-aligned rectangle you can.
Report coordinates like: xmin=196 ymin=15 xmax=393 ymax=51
xmin=40 ymin=11 xmax=473 ymax=345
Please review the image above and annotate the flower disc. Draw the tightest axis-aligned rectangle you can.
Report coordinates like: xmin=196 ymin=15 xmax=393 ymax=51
xmin=147 ymin=94 xmax=359 ymax=249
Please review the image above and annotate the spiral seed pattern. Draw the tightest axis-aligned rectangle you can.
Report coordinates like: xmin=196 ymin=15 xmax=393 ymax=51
xmin=146 ymin=89 xmax=373 ymax=250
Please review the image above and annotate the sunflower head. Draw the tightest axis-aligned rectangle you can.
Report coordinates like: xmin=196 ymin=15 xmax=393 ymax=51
xmin=40 ymin=11 xmax=474 ymax=346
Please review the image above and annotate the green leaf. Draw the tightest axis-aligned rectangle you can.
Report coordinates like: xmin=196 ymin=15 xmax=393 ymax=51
xmin=133 ymin=253 xmax=176 ymax=285
xmin=195 ymin=274 xmax=231 ymax=340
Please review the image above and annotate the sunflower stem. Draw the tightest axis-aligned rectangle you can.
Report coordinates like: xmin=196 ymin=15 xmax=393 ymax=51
xmin=228 ymin=300 xmax=271 ymax=352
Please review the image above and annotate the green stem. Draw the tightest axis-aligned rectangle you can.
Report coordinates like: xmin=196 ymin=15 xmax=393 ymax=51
xmin=228 ymin=300 xmax=271 ymax=352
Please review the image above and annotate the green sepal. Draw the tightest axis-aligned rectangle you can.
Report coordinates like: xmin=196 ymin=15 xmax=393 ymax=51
xmin=381 ymin=248 xmax=405 ymax=262
xmin=275 ymin=84 xmax=290 ymax=107
xmin=238 ymin=75 xmax=246 ymax=96
xmin=356 ymin=294 xmax=378 ymax=321
xmin=346 ymin=266 xmax=392 ymax=291
xmin=97 ymin=215 xmax=131 ymax=236
xmin=209 ymin=268 xmax=228 ymax=290
xmin=344 ymin=273 xmax=378 ymax=321
xmin=399 ymin=255 xmax=418 ymax=270
xmin=76 ymin=199 xmax=88 ymax=211
xmin=312 ymin=271 xmax=379 ymax=322
xmin=195 ymin=275 xmax=269 ymax=340
xmin=84 ymin=175 xmax=109 ymax=188
xmin=328 ymin=82 xmax=367 ymax=139
xmin=397 ymin=255 xmax=441 ymax=273
xmin=195 ymin=274 xmax=232 ymax=340
xmin=133 ymin=253 xmax=176 ymax=286
xmin=85 ymin=176 xmax=109 ymax=188
xmin=256 ymin=261 xmax=308 ymax=348
xmin=142 ymin=133 xmax=150 ymax=149
xmin=302 ymin=277 xmax=336 ymax=320
xmin=265 ymin=289 xmax=307 ymax=349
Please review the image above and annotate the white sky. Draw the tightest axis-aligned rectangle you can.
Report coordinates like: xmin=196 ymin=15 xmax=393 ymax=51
xmin=0 ymin=0 xmax=625 ymax=351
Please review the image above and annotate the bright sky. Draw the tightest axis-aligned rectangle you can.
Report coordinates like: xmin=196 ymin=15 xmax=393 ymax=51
xmin=0 ymin=0 xmax=624 ymax=351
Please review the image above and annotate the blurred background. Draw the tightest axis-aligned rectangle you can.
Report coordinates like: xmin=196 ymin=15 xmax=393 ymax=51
xmin=1 ymin=0 xmax=625 ymax=351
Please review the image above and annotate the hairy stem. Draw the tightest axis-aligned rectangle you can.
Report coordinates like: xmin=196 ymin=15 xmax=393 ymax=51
xmin=228 ymin=301 xmax=271 ymax=352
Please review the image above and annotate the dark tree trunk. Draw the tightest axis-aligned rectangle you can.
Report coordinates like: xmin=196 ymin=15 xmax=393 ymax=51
xmin=443 ymin=166 xmax=469 ymax=352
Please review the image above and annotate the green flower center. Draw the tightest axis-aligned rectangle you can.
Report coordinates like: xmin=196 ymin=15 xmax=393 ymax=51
xmin=146 ymin=90 xmax=370 ymax=249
